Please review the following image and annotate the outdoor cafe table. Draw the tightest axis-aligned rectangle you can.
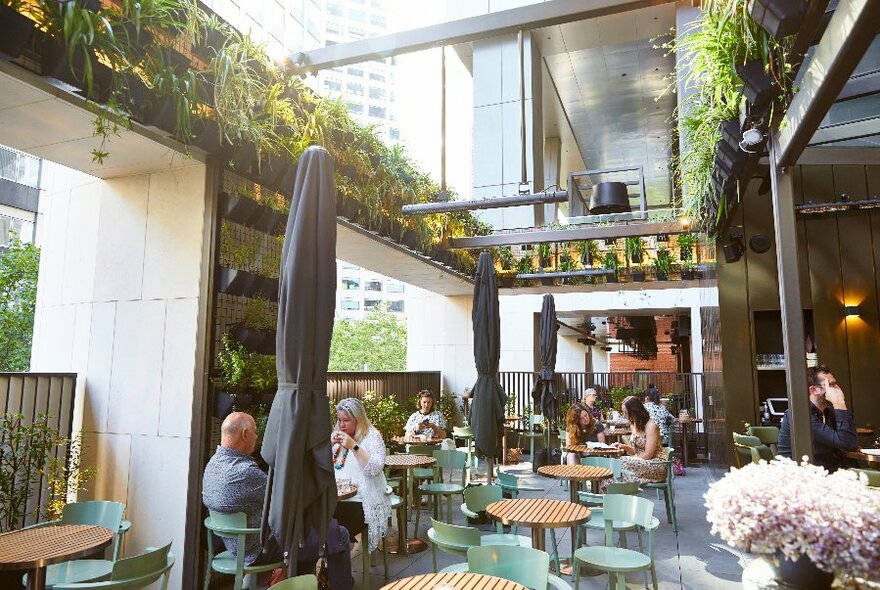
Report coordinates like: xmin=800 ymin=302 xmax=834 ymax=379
xmin=847 ymin=449 xmax=880 ymax=465
xmin=676 ymin=417 xmax=703 ymax=466
xmin=537 ymin=464 xmax=613 ymax=555
xmin=564 ymin=444 xmax=624 ymax=459
xmin=392 ymin=436 xmax=444 ymax=447
xmin=0 ymin=524 xmax=114 ymax=590
xmin=337 ymin=483 xmax=358 ymax=501
xmin=381 ymin=572 xmax=528 ymax=590
xmin=603 ymin=426 xmax=630 ymax=443
xmin=384 ymin=454 xmax=436 ymax=555
xmin=485 ymin=498 xmax=591 ymax=553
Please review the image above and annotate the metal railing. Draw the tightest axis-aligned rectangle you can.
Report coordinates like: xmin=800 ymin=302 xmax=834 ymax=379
xmin=327 ymin=371 xmax=441 ymax=406
xmin=0 ymin=373 xmax=77 ymax=530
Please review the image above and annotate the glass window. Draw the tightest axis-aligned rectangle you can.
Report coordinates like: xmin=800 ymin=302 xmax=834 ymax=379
xmin=368 ymin=72 xmax=385 ymax=83
xmin=369 ymin=87 xmax=385 ymax=100
xmin=0 ymin=216 xmax=35 ymax=247
xmin=347 ymin=67 xmax=364 ymax=78
xmin=388 ymin=300 xmax=405 ymax=313
xmin=347 ymin=83 xmax=364 ymax=96
xmin=370 ymin=14 xmax=386 ymax=28
xmin=349 ymin=8 xmax=366 ymax=22
xmin=341 ymin=277 xmax=360 ymax=290
xmin=348 ymin=27 xmax=365 ymax=39
xmin=368 ymin=105 xmax=386 ymax=118
xmin=326 ymin=21 xmax=341 ymax=36
xmin=389 ymin=128 xmax=400 ymax=140
xmin=365 ymin=280 xmax=382 ymax=292
xmin=349 ymin=103 xmax=363 ymax=114
xmin=324 ymin=79 xmax=342 ymax=92
xmin=386 ymin=282 xmax=404 ymax=293
xmin=327 ymin=3 xmax=343 ymax=16
xmin=371 ymin=0 xmax=383 ymax=8
xmin=342 ymin=262 xmax=360 ymax=269
xmin=364 ymin=299 xmax=381 ymax=311
xmin=340 ymin=299 xmax=360 ymax=310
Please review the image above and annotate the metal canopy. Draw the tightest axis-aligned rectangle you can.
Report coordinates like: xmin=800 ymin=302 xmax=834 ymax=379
xmin=290 ymin=0 xmax=678 ymax=74
xmin=776 ymin=0 xmax=880 ymax=167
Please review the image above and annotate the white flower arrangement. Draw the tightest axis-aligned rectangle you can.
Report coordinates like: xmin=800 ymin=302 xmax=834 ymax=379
xmin=704 ymin=457 xmax=880 ymax=579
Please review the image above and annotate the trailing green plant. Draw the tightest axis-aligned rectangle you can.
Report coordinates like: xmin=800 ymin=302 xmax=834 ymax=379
xmin=537 ymin=242 xmax=552 ymax=268
xmin=242 ymin=295 xmax=275 ymax=331
xmin=217 ymin=333 xmax=276 ymax=392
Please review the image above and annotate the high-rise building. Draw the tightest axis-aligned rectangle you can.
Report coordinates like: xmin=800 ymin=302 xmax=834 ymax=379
xmin=335 ymin=260 xmax=408 ymax=320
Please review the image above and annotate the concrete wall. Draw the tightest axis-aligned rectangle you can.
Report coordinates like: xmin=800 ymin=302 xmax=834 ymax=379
xmin=31 ymin=161 xmax=207 ymax=590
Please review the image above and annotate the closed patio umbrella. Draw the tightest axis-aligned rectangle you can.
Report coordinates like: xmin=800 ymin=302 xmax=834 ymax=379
xmin=531 ymin=293 xmax=558 ymax=424
xmin=260 ymin=146 xmax=337 ymax=572
xmin=469 ymin=250 xmax=507 ymax=482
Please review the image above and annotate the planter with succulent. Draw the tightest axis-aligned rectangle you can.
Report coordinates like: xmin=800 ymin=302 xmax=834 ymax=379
xmin=602 ymin=248 xmax=620 ymax=283
xmin=677 ymin=232 xmax=697 ymax=261
xmin=653 ymin=245 xmax=673 ymax=281
xmin=705 ymin=457 xmax=880 ymax=588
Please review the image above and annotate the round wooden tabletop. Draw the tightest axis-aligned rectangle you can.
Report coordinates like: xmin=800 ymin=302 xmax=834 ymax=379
xmin=393 ymin=436 xmax=444 ymax=446
xmin=0 ymin=524 xmax=114 ymax=571
xmin=385 ymin=455 xmax=437 ymax=469
xmin=565 ymin=444 xmax=624 ymax=457
xmin=847 ymin=450 xmax=880 ymax=464
xmin=337 ymin=483 xmax=358 ymax=500
xmin=380 ymin=572 xmax=528 ymax=590
xmin=504 ymin=415 xmax=522 ymax=422
xmin=486 ymin=498 xmax=591 ymax=529
xmin=605 ymin=427 xmax=630 ymax=437
xmin=677 ymin=417 xmax=703 ymax=425
xmin=538 ymin=464 xmax=614 ymax=482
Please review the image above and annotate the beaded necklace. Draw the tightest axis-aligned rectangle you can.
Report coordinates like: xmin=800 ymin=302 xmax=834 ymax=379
xmin=333 ymin=444 xmax=349 ymax=470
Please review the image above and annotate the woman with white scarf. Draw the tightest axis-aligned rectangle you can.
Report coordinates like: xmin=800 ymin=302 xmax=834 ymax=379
xmin=331 ymin=397 xmax=391 ymax=555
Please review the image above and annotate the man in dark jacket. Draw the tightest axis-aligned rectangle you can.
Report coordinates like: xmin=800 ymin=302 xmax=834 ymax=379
xmin=778 ymin=365 xmax=858 ymax=472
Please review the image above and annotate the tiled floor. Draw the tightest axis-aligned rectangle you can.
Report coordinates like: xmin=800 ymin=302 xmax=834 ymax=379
xmin=351 ymin=462 xmax=752 ymax=589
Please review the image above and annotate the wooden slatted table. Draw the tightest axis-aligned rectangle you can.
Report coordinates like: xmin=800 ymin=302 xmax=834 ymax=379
xmin=381 ymin=572 xmax=528 ymax=590
xmin=384 ymin=455 xmax=437 ymax=555
xmin=485 ymin=498 xmax=590 ymax=553
xmin=0 ymin=524 xmax=114 ymax=590
xmin=564 ymin=444 xmax=624 ymax=458
xmin=392 ymin=436 xmax=445 ymax=446
xmin=337 ymin=483 xmax=358 ymax=501
xmin=603 ymin=426 xmax=630 ymax=443
xmin=847 ymin=449 xmax=880 ymax=465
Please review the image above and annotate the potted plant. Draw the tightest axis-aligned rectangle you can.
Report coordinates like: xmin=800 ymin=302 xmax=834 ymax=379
xmin=677 ymin=232 xmax=697 ymax=261
xmin=681 ymin=260 xmax=697 ymax=281
xmin=630 ymin=263 xmax=646 ymax=283
xmin=602 ymin=248 xmax=620 ymax=283
xmin=653 ymin=245 xmax=672 ymax=281
xmin=705 ymin=458 xmax=880 ymax=588
xmin=230 ymin=295 xmax=276 ymax=355
xmin=517 ymin=254 xmax=536 ymax=287
xmin=624 ymin=236 xmax=645 ymax=266
xmin=537 ymin=242 xmax=552 ymax=270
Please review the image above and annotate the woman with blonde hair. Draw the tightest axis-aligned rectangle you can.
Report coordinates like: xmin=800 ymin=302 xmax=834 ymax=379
xmin=565 ymin=403 xmax=606 ymax=464
xmin=331 ymin=397 xmax=391 ymax=554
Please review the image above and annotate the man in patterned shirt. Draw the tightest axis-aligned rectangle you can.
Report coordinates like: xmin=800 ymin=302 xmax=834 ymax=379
xmin=203 ymin=412 xmax=353 ymax=588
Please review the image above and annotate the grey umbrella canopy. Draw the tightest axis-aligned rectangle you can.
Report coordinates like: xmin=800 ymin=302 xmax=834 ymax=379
xmin=260 ymin=146 xmax=337 ymax=572
xmin=469 ymin=250 xmax=507 ymax=481
xmin=531 ymin=293 xmax=559 ymax=422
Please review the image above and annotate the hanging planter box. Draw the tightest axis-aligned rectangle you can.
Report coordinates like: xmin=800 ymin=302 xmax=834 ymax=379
xmin=41 ymin=39 xmax=113 ymax=100
xmin=191 ymin=118 xmax=222 ymax=154
xmin=231 ymin=324 xmax=277 ymax=355
xmin=719 ymin=119 xmax=742 ymax=151
xmin=193 ymin=28 xmax=227 ymax=60
xmin=0 ymin=6 xmax=36 ymax=59
xmin=216 ymin=266 xmax=279 ymax=301
xmin=228 ymin=143 xmax=259 ymax=176
xmin=218 ymin=192 xmax=286 ymax=235
xmin=251 ymin=205 xmax=286 ymax=236
xmin=736 ymin=60 xmax=776 ymax=110
xmin=749 ymin=0 xmax=805 ymax=39
xmin=630 ymin=269 xmax=646 ymax=282
xmin=141 ymin=95 xmax=178 ymax=135
xmin=213 ymin=390 xmax=252 ymax=420
xmin=681 ymin=268 xmax=696 ymax=281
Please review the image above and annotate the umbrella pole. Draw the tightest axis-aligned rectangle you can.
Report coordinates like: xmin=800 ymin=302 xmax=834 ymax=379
xmin=487 ymin=457 xmax=494 ymax=483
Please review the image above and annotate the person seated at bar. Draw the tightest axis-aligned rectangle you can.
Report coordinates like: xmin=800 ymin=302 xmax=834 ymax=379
xmin=403 ymin=389 xmax=447 ymax=439
xmin=332 ymin=398 xmax=391 ymax=558
xmin=613 ymin=397 xmax=667 ymax=485
xmin=202 ymin=412 xmax=353 ymax=589
xmin=565 ymin=402 xmax=607 ymax=464
xmin=582 ymin=388 xmax=603 ymax=420
xmin=643 ymin=385 xmax=675 ymax=446
xmin=778 ymin=364 xmax=858 ymax=472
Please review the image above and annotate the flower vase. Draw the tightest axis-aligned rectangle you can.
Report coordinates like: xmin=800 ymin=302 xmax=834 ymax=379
xmin=775 ymin=551 xmax=834 ymax=589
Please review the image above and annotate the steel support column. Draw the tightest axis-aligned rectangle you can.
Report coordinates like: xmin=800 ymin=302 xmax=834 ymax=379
xmin=769 ymin=133 xmax=813 ymax=461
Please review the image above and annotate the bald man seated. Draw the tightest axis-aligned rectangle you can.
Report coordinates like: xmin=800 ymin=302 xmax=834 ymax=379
xmin=203 ymin=412 xmax=353 ymax=588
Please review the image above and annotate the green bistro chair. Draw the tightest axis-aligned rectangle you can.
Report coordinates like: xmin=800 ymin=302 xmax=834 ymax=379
xmin=34 ymin=501 xmax=126 ymax=588
xmin=269 ymin=575 xmax=318 ymax=590
xmin=733 ymin=433 xmax=773 ymax=466
xmin=52 ymin=543 xmax=174 ymax=590
xmin=405 ymin=444 xmax=437 ymax=514
xmin=460 ymin=485 xmax=530 ymax=547
xmin=852 ymin=468 xmax=880 ymax=487
xmin=466 ymin=545 xmax=572 ymax=590
xmin=574 ymin=495 xmax=659 ymax=590
xmin=747 ymin=426 xmax=780 ymax=455
xmin=204 ymin=511 xmax=283 ymax=590
xmin=418 ymin=450 xmax=468 ymax=531
xmin=381 ymin=494 xmax=405 ymax=580
xmin=577 ymin=458 xmax=622 ymax=506
xmin=519 ymin=414 xmax=545 ymax=461
xmin=496 ymin=471 xmax=544 ymax=499
xmin=577 ymin=481 xmax=641 ymax=549
xmin=639 ymin=448 xmax=677 ymax=532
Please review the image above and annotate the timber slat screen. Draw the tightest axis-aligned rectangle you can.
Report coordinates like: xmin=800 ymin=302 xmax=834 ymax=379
xmin=327 ymin=371 xmax=441 ymax=406
xmin=0 ymin=373 xmax=77 ymax=530
xmin=499 ymin=371 xmax=704 ymax=419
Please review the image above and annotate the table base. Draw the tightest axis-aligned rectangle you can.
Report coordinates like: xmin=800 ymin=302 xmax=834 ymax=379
xmin=379 ymin=537 xmax=428 ymax=555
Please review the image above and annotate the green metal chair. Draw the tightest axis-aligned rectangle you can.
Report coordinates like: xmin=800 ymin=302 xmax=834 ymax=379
xmin=747 ymin=426 xmax=780 ymax=455
xmin=380 ymin=494 xmax=404 ymax=580
xmin=405 ymin=444 xmax=437 ymax=515
xmin=203 ymin=511 xmax=283 ymax=590
xmin=460 ymin=485 xmax=530 ymax=547
xmin=33 ymin=501 xmax=126 ymax=588
xmin=418 ymin=450 xmax=468 ymax=530
xmin=519 ymin=414 xmax=545 ymax=461
xmin=496 ymin=471 xmax=544 ymax=498
xmin=577 ymin=482 xmax=641 ymax=548
xmin=574 ymin=495 xmax=658 ymax=590
xmin=639 ymin=447 xmax=677 ymax=532
xmin=577 ymin=458 xmax=622 ymax=506
xmin=733 ymin=433 xmax=773 ymax=465
xmin=52 ymin=543 xmax=174 ymax=590
xmin=428 ymin=518 xmax=481 ymax=573
xmin=466 ymin=545 xmax=572 ymax=590
xmin=852 ymin=468 xmax=880 ymax=487
xmin=452 ymin=426 xmax=475 ymax=470
xmin=269 ymin=575 xmax=318 ymax=590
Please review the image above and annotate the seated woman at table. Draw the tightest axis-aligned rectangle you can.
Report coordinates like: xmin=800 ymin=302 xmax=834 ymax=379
xmin=565 ymin=403 xmax=607 ymax=464
xmin=332 ymin=397 xmax=391 ymax=555
xmin=643 ymin=386 xmax=675 ymax=446
xmin=403 ymin=389 xmax=447 ymax=439
xmin=614 ymin=396 xmax=667 ymax=484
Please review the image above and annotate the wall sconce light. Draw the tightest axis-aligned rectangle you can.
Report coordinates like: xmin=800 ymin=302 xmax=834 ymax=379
xmin=844 ymin=305 xmax=860 ymax=317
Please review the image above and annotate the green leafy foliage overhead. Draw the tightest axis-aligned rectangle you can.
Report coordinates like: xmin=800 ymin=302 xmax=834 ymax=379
xmin=0 ymin=236 xmax=40 ymax=371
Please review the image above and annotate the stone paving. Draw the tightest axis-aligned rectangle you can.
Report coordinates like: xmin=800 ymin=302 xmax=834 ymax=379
xmin=351 ymin=462 xmax=752 ymax=589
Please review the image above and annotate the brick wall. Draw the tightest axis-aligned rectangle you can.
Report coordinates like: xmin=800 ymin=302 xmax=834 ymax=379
xmin=609 ymin=316 xmax=679 ymax=372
